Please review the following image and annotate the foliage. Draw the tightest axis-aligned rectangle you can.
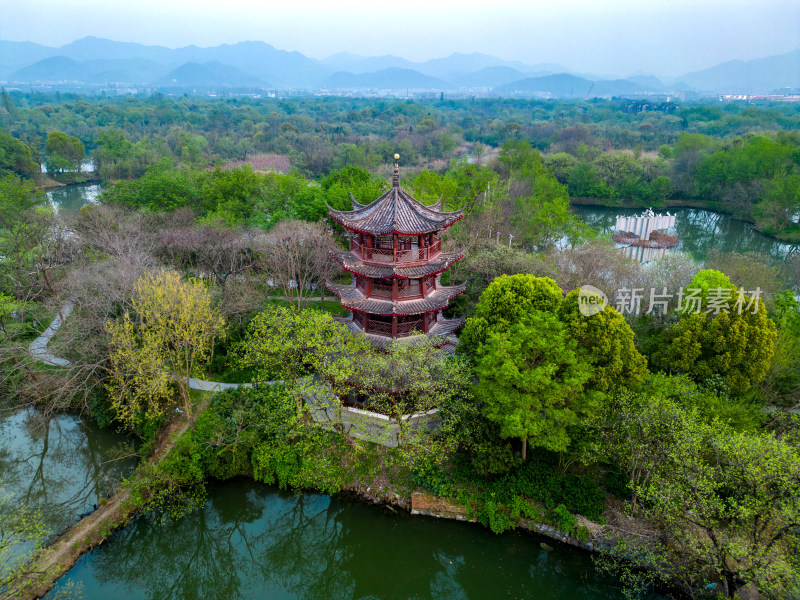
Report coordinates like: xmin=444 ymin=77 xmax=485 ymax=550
xmin=0 ymin=489 xmax=47 ymax=592
xmin=0 ymin=129 xmax=38 ymax=177
xmin=106 ymin=270 xmax=225 ymax=429
xmin=0 ymin=174 xmax=53 ymax=299
xmin=44 ymin=130 xmax=85 ymax=174
xmin=459 ymin=274 xmax=563 ymax=357
xmin=664 ymin=268 xmax=777 ymax=395
xmin=559 ymin=290 xmax=648 ymax=394
xmin=594 ymin=383 xmax=800 ymax=598
xmin=474 ymin=310 xmax=593 ymax=456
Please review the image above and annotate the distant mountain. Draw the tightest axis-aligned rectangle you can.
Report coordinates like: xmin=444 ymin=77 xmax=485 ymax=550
xmin=1 ymin=37 xmax=797 ymax=95
xmin=625 ymin=74 xmax=667 ymax=91
xmin=3 ymin=37 xmax=326 ymax=88
xmin=10 ymin=56 xmax=169 ymax=84
xmin=450 ymin=66 xmax=530 ymax=88
xmin=320 ymin=53 xmax=417 ymax=74
xmin=82 ymin=58 xmax=169 ymax=85
xmin=320 ymin=51 xmax=568 ymax=81
xmin=676 ymin=49 xmax=800 ymax=93
xmin=324 ymin=68 xmax=447 ymax=90
xmin=0 ymin=40 xmax=55 ymax=76
xmin=495 ymin=73 xmax=662 ymax=98
xmin=56 ymin=36 xmax=175 ymax=64
xmin=156 ymin=61 xmax=265 ymax=88
xmin=11 ymin=56 xmax=87 ymax=82
xmin=176 ymin=42 xmax=328 ymax=87
xmin=495 ymin=73 xmax=594 ymax=97
xmin=419 ymin=53 xmax=566 ymax=79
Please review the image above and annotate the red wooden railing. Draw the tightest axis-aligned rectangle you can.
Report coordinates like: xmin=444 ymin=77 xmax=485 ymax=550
xmin=395 ymin=320 xmax=423 ymax=335
xmin=370 ymin=283 xmax=393 ymax=299
xmin=367 ymin=320 xmax=393 ymax=336
xmin=350 ymin=239 xmax=441 ymax=264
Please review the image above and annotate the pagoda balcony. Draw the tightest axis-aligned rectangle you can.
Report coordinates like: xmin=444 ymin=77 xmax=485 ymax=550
xmin=326 ymin=281 xmax=466 ymax=316
xmin=349 ymin=239 xmax=442 ymax=264
xmin=355 ymin=279 xmax=432 ymax=300
xmin=336 ymin=314 xmax=466 ymax=347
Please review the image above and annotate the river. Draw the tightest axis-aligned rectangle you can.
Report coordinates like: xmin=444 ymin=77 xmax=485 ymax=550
xmin=571 ymin=205 xmax=798 ymax=262
xmin=49 ymin=479 xmax=621 ymax=600
xmin=0 ymin=408 xmax=622 ymax=600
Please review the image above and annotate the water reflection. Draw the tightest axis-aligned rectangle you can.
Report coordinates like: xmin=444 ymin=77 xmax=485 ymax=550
xmin=46 ymin=183 xmax=102 ymax=215
xmin=0 ymin=408 xmax=137 ymax=536
xmin=573 ymin=206 xmax=798 ymax=262
xmin=52 ymin=480 xmax=620 ymax=600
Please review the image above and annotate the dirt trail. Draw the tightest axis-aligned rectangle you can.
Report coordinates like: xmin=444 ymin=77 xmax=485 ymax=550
xmin=2 ymin=409 xmax=196 ymax=600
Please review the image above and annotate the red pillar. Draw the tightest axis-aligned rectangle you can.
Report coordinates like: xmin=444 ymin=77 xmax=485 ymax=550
xmin=392 ymin=316 xmax=398 ymax=337
xmin=392 ymin=278 xmax=398 ymax=302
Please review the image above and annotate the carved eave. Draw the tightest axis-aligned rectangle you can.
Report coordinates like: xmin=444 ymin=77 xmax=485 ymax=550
xmin=328 ymin=186 xmax=464 ymax=236
xmin=326 ymin=282 xmax=466 ymax=316
xmin=335 ymin=316 xmax=465 ymax=350
xmin=329 ymin=249 xmax=464 ymax=280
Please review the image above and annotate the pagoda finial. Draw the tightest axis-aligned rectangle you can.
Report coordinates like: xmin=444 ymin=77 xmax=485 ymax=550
xmin=393 ymin=153 xmax=400 ymax=187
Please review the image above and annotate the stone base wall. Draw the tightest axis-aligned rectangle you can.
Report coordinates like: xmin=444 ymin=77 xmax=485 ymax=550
xmin=302 ymin=378 xmax=440 ymax=447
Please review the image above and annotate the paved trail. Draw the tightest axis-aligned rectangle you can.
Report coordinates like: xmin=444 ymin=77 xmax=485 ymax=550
xmin=28 ymin=302 xmax=251 ymax=391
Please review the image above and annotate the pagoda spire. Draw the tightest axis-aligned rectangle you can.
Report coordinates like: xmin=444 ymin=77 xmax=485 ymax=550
xmin=392 ymin=153 xmax=400 ymax=187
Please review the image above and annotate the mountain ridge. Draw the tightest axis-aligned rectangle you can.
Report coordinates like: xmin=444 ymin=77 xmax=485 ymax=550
xmin=1 ymin=36 xmax=797 ymax=95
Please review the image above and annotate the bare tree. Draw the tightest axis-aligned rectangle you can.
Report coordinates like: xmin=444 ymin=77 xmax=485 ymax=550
xmin=255 ymin=220 xmax=342 ymax=309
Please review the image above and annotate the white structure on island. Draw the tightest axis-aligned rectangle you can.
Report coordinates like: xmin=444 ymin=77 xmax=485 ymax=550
xmin=615 ymin=208 xmax=676 ymax=241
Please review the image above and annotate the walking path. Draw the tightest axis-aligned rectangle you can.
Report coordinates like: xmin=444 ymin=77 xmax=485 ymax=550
xmin=28 ymin=302 xmax=250 ymax=391
xmin=28 ymin=301 xmax=75 ymax=367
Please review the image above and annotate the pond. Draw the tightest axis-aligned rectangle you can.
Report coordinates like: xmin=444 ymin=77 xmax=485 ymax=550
xmin=571 ymin=205 xmax=798 ymax=262
xmin=0 ymin=407 xmax=137 ymax=537
xmin=51 ymin=480 xmax=622 ymax=600
xmin=46 ymin=183 xmax=102 ymax=215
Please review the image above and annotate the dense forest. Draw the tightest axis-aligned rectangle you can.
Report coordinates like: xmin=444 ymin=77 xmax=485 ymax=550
xmin=2 ymin=91 xmax=800 ymax=599
xmin=2 ymin=90 xmax=799 ymax=240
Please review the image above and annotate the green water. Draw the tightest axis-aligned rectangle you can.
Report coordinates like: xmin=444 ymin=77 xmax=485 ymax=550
xmin=46 ymin=183 xmax=101 ymax=214
xmin=51 ymin=480 xmax=622 ymax=600
xmin=572 ymin=205 xmax=798 ymax=262
xmin=0 ymin=408 xmax=137 ymax=537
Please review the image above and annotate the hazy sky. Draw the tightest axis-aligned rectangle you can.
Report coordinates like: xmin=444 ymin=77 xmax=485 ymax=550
xmin=2 ymin=0 xmax=798 ymax=76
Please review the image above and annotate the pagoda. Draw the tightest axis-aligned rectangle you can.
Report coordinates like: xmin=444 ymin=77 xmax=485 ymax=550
xmin=326 ymin=155 xmax=466 ymax=353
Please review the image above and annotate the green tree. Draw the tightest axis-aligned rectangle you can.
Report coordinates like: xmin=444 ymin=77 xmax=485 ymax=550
xmin=474 ymin=311 xmax=592 ymax=458
xmin=0 ymin=129 xmax=38 ymax=177
xmin=458 ymin=274 xmax=563 ymax=357
xmin=596 ymin=393 xmax=800 ymax=599
xmin=665 ymin=269 xmax=777 ymax=395
xmin=235 ymin=305 xmax=369 ymax=415
xmin=106 ymin=270 xmax=226 ymax=428
xmin=44 ymin=130 xmax=85 ymax=173
xmin=0 ymin=174 xmax=52 ymax=299
xmin=558 ymin=290 xmax=648 ymax=394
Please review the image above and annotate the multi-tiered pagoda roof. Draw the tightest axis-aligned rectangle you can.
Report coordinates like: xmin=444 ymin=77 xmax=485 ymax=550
xmin=326 ymin=156 xmax=466 ymax=352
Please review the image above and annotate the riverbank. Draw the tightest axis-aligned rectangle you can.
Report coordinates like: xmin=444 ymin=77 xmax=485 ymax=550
xmin=570 ymin=196 xmax=800 ymax=244
xmin=35 ymin=172 xmax=101 ymax=191
xmin=2 ymin=402 xmax=202 ymax=600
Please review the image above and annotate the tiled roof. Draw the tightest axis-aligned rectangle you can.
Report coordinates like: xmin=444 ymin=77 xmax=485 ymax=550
xmin=326 ymin=282 xmax=466 ymax=316
xmin=329 ymin=184 xmax=463 ymax=235
xmin=335 ymin=316 xmax=465 ymax=350
xmin=330 ymin=249 xmax=464 ymax=279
